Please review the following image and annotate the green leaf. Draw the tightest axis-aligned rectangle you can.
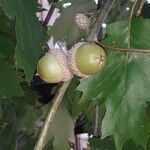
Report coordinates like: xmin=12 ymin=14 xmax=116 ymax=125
xmin=49 ymin=0 xmax=96 ymax=46
xmin=18 ymin=103 xmax=42 ymax=134
xmin=43 ymin=139 xmax=54 ymax=150
xmin=78 ymin=18 xmax=150 ymax=149
xmin=44 ymin=103 xmax=74 ymax=150
xmin=0 ymin=0 xmax=44 ymax=82
xmin=131 ymin=19 xmax=150 ymax=49
xmin=0 ymin=9 xmax=16 ymax=61
xmin=84 ymin=103 xmax=105 ymax=135
xmin=89 ymin=137 xmax=146 ymax=150
xmin=0 ymin=34 xmax=15 ymax=59
xmin=0 ymin=8 xmax=15 ymax=40
xmin=15 ymin=133 xmax=36 ymax=150
xmin=0 ymin=104 xmax=16 ymax=150
xmin=0 ymin=101 xmax=38 ymax=150
xmin=123 ymin=139 xmax=145 ymax=150
xmin=89 ymin=137 xmax=116 ymax=150
xmin=64 ymin=77 xmax=84 ymax=117
xmin=0 ymin=10 xmax=23 ymax=98
xmin=23 ymin=88 xmax=38 ymax=106
xmin=0 ymin=58 xmax=24 ymax=98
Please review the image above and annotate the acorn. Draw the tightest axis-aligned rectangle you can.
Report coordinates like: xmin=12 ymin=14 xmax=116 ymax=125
xmin=67 ymin=42 xmax=106 ymax=78
xmin=74 ymin=13 xmax=90 ymax=30
xmin=37 ymin=49 xmax=73 ymax=83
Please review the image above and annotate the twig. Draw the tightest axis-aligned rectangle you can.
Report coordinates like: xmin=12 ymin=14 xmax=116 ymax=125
xmin=87 ymin=0 xmax=115 ymax=41
xmin=42 ymin=4 xmax=56 ymax=27
xmin=96 ymin=42 xmax=150 ymax=53
xmin=93 ymin=101 xmax=100 ymax=137
xmin=136 ymin=0 xmax=144 ymax=16
xmin=97 ymin=0 xmax=103 ymax=11
xmin=34 ymin=80 xmax=71 ymax=150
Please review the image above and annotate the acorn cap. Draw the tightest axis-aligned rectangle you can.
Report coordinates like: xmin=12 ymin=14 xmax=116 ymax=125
xmin=74 ymin=13 xmax=90 ymax=30
xmin=50 ymin=48 xmax=73 ymax=82
xmin=67 ymin=42 xmax=90 ymax=78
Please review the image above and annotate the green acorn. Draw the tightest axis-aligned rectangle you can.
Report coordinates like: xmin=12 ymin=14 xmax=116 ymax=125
xmin=37 ymin=49 xmax=73 ymax=83
xmin=68 ymin=42 xmax=106 ymax=78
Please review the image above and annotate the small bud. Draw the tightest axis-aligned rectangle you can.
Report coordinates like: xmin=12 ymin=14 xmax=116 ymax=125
xmin=74 ymin=13 xmax=90 ymax=30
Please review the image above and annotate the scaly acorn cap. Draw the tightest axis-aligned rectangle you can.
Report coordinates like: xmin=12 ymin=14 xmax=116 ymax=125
xmin=74 ymin=13 xmax=90 ymax=30
xmin=67 ymin=42 xmax=89 ymax=78
xmin=51 ymin=48 xmax=73 ymax=81
xmin=37 ymin=48 xmax=73 ymax=83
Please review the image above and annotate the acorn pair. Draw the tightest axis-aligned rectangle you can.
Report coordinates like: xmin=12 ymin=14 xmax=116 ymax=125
xmin=37 ymin=42 xmax=106 ymax=83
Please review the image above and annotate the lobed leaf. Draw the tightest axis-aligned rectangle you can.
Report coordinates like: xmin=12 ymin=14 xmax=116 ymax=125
xmin=78 ymin=18 xmax=150 ymax=149
xmin=0 ymin=58 xmax=24 ymax=98
xmin=0 ymin=0 xmax=44 ymax=83
xmin=0 ymin=103 xmax=16 ymax=150
xmin=18 ymin=104 xmax=42 ymax=134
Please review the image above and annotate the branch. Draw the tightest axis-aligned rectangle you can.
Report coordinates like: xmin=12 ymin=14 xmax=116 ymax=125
xmin=136 ymin=0 xmax=144 ymax=16
xmin=42 ymin=4 xmax=56 ymax=27
xmin=87 ymin=0 xmax=115 ymax=41
xmin=34 ymin=80 xmax=71 ymax=150
xmin=96 ymin=42 xmax=150 ymax=53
